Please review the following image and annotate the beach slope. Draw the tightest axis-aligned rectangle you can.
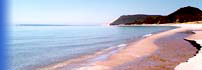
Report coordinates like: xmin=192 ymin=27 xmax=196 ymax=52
xmin=76 ymin=25 xmax=202 ymax=70
xmin=175 ymin=30 xmax=202 ymax=70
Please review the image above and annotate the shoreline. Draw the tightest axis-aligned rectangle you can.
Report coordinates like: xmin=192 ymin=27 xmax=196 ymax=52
xmin=35 ymin=26 xmax=176 ymax=70
xmin=75 ymin=24 xmax=202 ymax=70
xmin=35 ymin=35 xmax=145 ymax=70
xmin=36 ymin=24 xmax=202 ymax=70
xmin=108 ymin=21 xmax=202 ymax=27
xmin=109 ymin=20 xmax=202 ymax=27
xmin=35 ymin=31 xmax=152 ymax=70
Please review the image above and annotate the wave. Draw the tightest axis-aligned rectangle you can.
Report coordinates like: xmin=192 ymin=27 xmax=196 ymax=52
xmin=36 ymin=43 xmax=128 ymax=70
xmin=142 ymin=34 xmax=153 ymax=38
xmin=118 ymin=44 xmax=127 ymax=47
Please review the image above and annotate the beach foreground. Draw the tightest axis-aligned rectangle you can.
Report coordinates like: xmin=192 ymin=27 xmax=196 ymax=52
xmin=75 ymin=24 xmax=202 ymax=70
xmin=37 ymin=24 xmax=202 ymax=70
xmin=175 ymin=30 xmax=202 ymax=70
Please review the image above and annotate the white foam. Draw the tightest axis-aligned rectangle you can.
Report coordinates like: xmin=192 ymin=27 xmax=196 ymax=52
xmin=76 ymin=65 xmax=110 ymax=70
xmin=142 ymin=34 xmax=152 ymax=38
xmin=118 ymin=44 xmax=127 ymax=47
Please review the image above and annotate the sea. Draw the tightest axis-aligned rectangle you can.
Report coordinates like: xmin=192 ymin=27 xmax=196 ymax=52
xmin=8 ymin=25 xmax=176 ymax=70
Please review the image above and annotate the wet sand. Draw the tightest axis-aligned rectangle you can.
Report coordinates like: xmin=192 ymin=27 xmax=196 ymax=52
xmin=175 ymin=30 xmax=202 ymax=70
xmin=75 ymin=27 xmax=202 ymax=70
xmin=186 ymin=31 xmax=202 ymax=40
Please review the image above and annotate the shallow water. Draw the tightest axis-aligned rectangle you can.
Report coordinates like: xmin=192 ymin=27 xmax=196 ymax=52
xmin=8 ymin=25 xmax=176 ymax=70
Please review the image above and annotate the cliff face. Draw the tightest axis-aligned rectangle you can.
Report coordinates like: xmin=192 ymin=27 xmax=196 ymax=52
xmin=110 ymin=6 xmax=202 ymax=25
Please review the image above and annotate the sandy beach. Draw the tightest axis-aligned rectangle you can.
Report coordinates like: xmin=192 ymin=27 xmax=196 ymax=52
xmin=9 ymin=1 xmax=202 ymax=70
xmin=175 ymin=30 xmax=202 ymax=70
xmin=75 ymin=24 xmax=202 ymax=70
xmin=36 ymin=24 xmax=202 ymax=70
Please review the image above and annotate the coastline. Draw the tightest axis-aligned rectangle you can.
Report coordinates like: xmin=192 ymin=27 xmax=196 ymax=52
xmin=78 ymin=26 xmax=200 ymax=70
xmin=36 ymin=24 xmax=202 ymax=70
xmin=75 ymin=24 xmax=202 ymax=70
xmin=110 ymin=23 xmax=202 ymax=27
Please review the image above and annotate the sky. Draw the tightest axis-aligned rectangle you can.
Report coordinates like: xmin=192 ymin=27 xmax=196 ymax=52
xmin=9 ymin=0 xmax=202 ymax=25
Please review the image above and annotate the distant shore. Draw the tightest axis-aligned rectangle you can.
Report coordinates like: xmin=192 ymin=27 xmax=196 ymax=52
xmin=109 ymin=22 xmax=202 ymax=27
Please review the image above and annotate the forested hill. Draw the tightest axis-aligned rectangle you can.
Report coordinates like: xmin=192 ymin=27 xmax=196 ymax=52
xmin=110 ymin=6 xmax=202 ymax=25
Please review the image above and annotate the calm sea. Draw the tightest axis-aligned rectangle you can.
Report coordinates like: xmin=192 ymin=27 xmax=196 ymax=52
xmin=8 ymin=25 xmax=176 ymax=70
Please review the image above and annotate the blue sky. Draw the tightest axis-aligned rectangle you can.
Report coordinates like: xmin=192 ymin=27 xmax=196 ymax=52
xmin=9 ymin=0 xmax=202 ymax=25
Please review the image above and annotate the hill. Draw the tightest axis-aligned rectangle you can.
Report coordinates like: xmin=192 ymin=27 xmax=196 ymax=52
xmin=110 ymin=14 xmax=161 ymax=25
xmin=110 ymin=6 xmax=202 ymax=25
xmin=167 ymin=6 xmax=202 ymax=23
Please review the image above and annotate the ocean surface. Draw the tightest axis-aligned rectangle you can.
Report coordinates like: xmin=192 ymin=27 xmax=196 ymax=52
xmin=8 ymin=25 xmax=176 ymax=70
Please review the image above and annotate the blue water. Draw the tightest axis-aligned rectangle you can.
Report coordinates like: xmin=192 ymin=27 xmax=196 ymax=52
xmin=8 ymin=26 xmax=176 ymax=70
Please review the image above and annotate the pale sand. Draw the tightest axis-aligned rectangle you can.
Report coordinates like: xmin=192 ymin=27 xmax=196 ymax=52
xmin=175 ymin=31 xmax=202 ymax=70
xmin=76 ymin=24 xmax=202 ymax=70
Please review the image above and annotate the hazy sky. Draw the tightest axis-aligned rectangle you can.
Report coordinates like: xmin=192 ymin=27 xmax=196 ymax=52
xmin=9 ymin=0 xmax=202 ymax=25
